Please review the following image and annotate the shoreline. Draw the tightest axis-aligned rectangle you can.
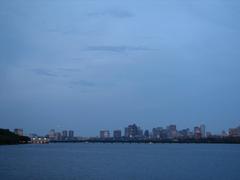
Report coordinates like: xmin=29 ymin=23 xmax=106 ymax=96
xmin=49 ymin=138 xmax=240 ymax=144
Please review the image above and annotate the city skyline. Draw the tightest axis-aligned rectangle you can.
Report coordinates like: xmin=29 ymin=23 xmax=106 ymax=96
xmin=3 ymin=119 xmax=240 ymax=136
xmin=10 ymin=122 xmax=240 ymax=138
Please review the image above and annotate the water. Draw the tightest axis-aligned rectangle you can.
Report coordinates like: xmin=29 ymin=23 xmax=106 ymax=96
xmin=0 ymin=143 xmax=240 ymax=180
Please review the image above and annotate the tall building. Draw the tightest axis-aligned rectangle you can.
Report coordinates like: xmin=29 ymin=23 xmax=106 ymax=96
xmin=14 ymin=128 xmax=23 ymax=136
xmin=152 ymin=127 xmax=163 ymax=139
xmin=100 ymin=130 xmax=110 ymax=139
xmin=178 ymin=128 xmax=190 ymax=138
xmin=62 ymin=130 xmax=68 ymax=140
xmin=167 ymin=125 xmax=177 ymax=139
xmin=113 ymin=130 xmax=122 ymax=139
xmin=137 ymin=127 xmax=143 ymax=137
xmin=55 ymin=132 xmax=62 ymax=141
xmin=48 ymin=129 xmax=55 ymax=140
xmin=68 ymin=130 xmax=74 ymax=139
xmin=200 ymin=124 xmax=206 ymax=138
xmin=194 ymin=126 xmax=201 ymax=139
xmin=144 ymin=130 xmax=149 ymax=138
xmin=124 ymin=124 xmax=140 ymax=138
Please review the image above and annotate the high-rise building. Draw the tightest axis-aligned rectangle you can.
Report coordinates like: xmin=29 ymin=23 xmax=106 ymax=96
xmin=62 ymin=130 xmax=68 ymax=140
xmin=152 ymin=127 xmax=163 ymax=139
xmin=194 ymin=126 xmax=201 ymax=139
xmin=124 ymin=124 xmax=139 ymax=138
xmin=55 ymin=132 xmax=62 ymax=141
xmin=167 ymin=125 xmax=177 ymax=139
xmin=100 ymin=130 xmax=110 ymax=139
xmin=68 ymin=130 xmax=74 ymax=139
xmin=144 ymin=130 xmax=149 ymax=138
xmin=200 ymin=124 xmax=206 ymax=138
xmin=178 ymin=128 xmax=190 ymax=138
xmin=48 ymin=129 xmax=55 ymax=140
xmin=137 ymin=127 xmax=143 ymax=137
xmin=14 ymin=128 xmax=23 ymax=136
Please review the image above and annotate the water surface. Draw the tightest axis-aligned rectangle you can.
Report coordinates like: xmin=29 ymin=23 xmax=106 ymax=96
xmin=0 ymin=143 xmax=240 ymax=180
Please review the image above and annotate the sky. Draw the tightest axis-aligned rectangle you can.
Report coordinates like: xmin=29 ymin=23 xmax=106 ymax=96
xmin=0 ymin=0 xmax=240 ymax=136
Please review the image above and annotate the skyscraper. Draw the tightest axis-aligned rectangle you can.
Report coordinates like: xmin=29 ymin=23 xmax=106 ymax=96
xmin=167 ymin=125 xmax=177 ymax=139
xmin=62 ymin=130 xmax=68 ymax=140
xmin=200 ymin=124 xmax=206 ymax=138
xmin=124 ymin=124 xmax=139 ymax=138
xmin=68 ymin=130 xmax=74 ymax=139
xmin=55 ymin=132 xmax=62 ymax=141
xmin=144 ymin=130 xmax=149 ymax=138
xmin=48 ymin=129 xmax=55 ymax=140
xmin=152 ymin=127 xmax=163 ymax=139
xmin=194 ymin=127 xmax=201 ymax=139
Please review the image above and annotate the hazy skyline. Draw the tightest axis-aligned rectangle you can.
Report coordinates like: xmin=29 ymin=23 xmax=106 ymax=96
xmin=1 ymin=0 xmax=240 ymax=136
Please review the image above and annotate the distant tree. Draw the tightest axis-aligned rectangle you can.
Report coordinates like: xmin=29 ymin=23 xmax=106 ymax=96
xmin=0 ymin=129 xmax=30 ymax=145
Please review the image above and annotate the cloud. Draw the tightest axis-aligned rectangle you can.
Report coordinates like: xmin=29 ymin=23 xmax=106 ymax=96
xmin=31 ymin=67 xmax=82 ymax=77
xmin=70 ymin=80 xmax=96 ymax=87
xmin=31 ymin=68 xmax=58 ymax=77
xmin=57 ymin=68 xmax=81 ymax=73
xmin=85 ymin=46 xmax=156 ymax=53
xmin=30 ymin=68 xmax=97 ymax=90
xmin=88 ymin=9 xmax=134 ymax=18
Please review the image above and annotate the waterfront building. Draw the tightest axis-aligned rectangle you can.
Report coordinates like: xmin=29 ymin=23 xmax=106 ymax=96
xmin=137 ymin=127 xmax=143 ymax=138
xmin=68 ymin=130 xmax=74 ymax=139
xmin=124 ymin=124 xmax=143 ymax=138
xmin=100 ymin=130 xmax=110 ymax=139
xmin=152 ymin=127 xmax=163 ymax=139
xmin=31 ymin=137 xmax=49 ymax=144
xmin=178 ymin=128 xmax=190 ymax=138
xmin=62 ymin=130 xmax=68 ymax=140
xmin=144 ymin=130 xmax=149 ymax=138
xmin=55 ymin=132 xmax=62 ymax=141
xmin=229 ymin=126 xmax=240 ymax=137
xmin=167 ymin=125 xmax=177 ymax=139
xmin=113 ymin=130 xmax=122 ymax=139
xmin=161 ymin=129 xmax=169 ymax=139
xmin=194 ymin=127 xmax=201 ymax=139
xmin=200 ymin=124 xmax=206 ymax=138
xmin=48 ymin=129 xmax=55 ymax=140
xmin=14 ymin=128 xmax=23 ymax=136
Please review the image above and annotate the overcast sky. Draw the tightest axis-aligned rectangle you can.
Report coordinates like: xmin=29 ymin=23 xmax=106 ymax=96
xmin=1 ymin=0 xmax=240 ymax=136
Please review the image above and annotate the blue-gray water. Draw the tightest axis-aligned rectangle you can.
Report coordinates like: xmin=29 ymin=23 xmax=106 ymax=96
xmin=1 ymin=144 xmax=240 ymax=180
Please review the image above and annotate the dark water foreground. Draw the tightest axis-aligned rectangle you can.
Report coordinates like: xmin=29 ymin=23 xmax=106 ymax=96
xmin=1 ymin=143 xmax=240 ymax=180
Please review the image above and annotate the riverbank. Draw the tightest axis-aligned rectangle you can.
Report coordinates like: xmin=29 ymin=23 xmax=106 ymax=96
xmin=0 ymin=129 xmax=30 ymax=145
xmin=50 ymin=137 xmax=240 ymax=144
